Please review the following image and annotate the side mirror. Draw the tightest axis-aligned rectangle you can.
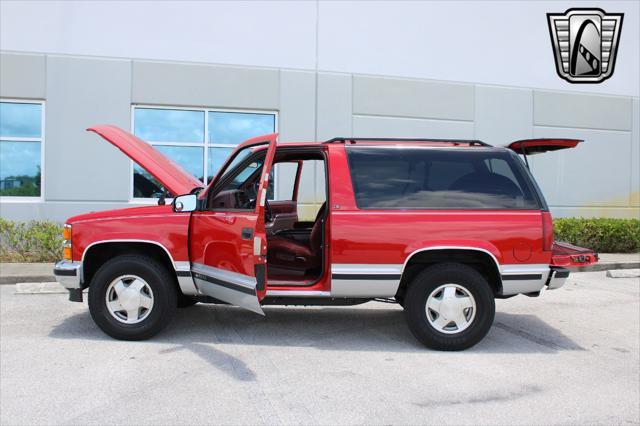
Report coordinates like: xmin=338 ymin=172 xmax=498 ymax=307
xmin=173 ymin=194 xmax=197 ymax=213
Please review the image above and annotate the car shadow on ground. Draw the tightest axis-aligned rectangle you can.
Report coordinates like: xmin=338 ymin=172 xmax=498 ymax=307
xmin=49 ymin=303 xmax=584 ymax=355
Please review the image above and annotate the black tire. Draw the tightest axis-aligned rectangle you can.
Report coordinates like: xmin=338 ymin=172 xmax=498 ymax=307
xmin=177 ymin=294 xmax=198 ymax=308
xmin=404 ymin=262 xmax=495 ymax=351
xmin=88 ymin=255 xmax=178 ymax=341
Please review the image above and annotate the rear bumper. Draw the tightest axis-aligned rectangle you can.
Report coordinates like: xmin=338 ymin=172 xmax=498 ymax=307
xmin=53 ymin=260 xmax=83 ymax=289
xmin=546 ymin=267 xmax=570 ymax=290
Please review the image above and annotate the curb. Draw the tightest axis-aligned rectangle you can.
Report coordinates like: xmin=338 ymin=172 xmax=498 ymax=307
xmin=573 ymin=261 xmax=640 ymax=272
xmin=1 ymin=262 xmax=639 ymax=285
xmin=0 ymin=275 xmax=57 ymax=285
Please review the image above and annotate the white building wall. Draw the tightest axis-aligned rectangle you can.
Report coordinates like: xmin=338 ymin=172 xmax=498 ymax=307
xmin=2 ymin=1 xmax=638 ymax=96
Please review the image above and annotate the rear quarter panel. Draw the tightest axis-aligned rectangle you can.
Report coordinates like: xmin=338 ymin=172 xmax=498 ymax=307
xmin=327 ymin=143 xmax=550 ymax=267
xmin=330 ymin=210 xmax=549 ymax=266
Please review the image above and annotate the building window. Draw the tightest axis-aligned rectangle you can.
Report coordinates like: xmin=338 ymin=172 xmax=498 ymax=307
xmin=0 ymin=101 xmax=44 ymax=198
xmin=132 ymin=106 xmax=276 ymax=198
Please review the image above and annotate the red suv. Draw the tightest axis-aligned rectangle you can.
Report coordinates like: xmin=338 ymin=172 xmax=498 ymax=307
xmin=54 ymin=126 xmax=597 ymax=350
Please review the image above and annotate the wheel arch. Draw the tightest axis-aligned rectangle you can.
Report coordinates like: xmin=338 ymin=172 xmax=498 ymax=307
xmin=81 ymin=240 xmax=185 ymax=294
xmin=397 ymin=246 xmax=503 ymax=300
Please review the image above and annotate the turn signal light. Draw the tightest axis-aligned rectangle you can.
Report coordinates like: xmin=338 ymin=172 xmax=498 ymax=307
xmin=63 ymin=224 xmax=72 ymax=260
xmin=63 ymin=245 xmax=72 ymax=261
xmin=63 ymin=224 xmax=72 ymax=241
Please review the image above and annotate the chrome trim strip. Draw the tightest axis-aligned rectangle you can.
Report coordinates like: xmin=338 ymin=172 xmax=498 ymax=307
xmin=402 ymin=246 xmax=501 ymax=276
xmin=266 ymin=290 xmax=331 ymax=297
xmin=81 ymin=239 xmax=183 ymax=269
xmin=53 ymin=260 xmax=83 ymax=289
xmin=500 ymin=264 xmax=549 ymax=273
xmin=331 ymin=264 xmax=403 ymax=275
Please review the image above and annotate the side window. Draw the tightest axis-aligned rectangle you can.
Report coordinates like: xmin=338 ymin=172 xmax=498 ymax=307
xmin=0 ymin=101 xmax=43 ymax=198
xmin=221 ymin=159 xmax=264 ymax=191
xmin=207 ymin=149 xmax=265 ymax=210
xmin=427 ymin=161 xmax=474 ymax=191
xmin=269 ymin=162 xmax=299 ymax=201
xmin=347 ymin=147 xmax=539 ymax=209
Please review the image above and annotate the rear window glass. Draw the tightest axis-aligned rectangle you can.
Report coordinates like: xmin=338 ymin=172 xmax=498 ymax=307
xmin=346 ymin=147 xmax=539 ymax=210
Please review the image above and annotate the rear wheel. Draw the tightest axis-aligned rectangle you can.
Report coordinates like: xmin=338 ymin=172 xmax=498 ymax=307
xmin=404 ymin=263 xmax=495 ymax=351
xmin=88 ymin=255 xmax=178 ymax=340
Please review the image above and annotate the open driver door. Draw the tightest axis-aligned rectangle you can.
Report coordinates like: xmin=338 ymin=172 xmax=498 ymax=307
xmin=189 ymin=134 xmax=278 ymax=315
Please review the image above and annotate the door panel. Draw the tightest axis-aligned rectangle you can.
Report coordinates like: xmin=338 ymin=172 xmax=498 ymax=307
xmin=189 ymin=134 xmax=277 ymax=314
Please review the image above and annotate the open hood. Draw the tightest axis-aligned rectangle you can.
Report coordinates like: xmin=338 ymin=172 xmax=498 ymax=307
xmin=88 ymin=125 xmax=204 ymax=196
xmin=507 ymin=138 xmax=583 ymax=155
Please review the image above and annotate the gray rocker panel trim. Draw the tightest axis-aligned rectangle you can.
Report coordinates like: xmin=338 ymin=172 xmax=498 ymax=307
xmin=331 ymin=264 xmax=402 ymax=297
xmin=191 ymin=262 xmax=263 ymax=315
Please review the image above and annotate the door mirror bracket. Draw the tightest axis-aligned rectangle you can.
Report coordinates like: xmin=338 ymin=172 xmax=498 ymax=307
xmin=173 ymin=194 xmax=198 ymax=213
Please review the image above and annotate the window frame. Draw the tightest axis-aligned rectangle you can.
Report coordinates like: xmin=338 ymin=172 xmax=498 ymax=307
xmin=129 ymin=104 xmax=278 ymax=203
xmin=0 ymin=98 xmax=45 ymax=203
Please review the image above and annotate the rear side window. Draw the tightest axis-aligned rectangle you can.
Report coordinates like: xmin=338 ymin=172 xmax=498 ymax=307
xmin=346 ymin=147 xmax=539 ymax=209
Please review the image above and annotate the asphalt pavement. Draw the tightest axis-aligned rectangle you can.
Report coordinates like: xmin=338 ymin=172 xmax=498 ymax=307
xmin=1 ymin=271 xmax=638 ymax=425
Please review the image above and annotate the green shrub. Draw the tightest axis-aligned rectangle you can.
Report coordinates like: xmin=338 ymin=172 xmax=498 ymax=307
xmin=0 ymin=219 xmax=63 ymax=262
xmin=554 ymin=218 xmax=640 ymax=253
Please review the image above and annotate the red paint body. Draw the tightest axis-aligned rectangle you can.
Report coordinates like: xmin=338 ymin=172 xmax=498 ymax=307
xmin=67 ymin=130 xmax=597 ymax=297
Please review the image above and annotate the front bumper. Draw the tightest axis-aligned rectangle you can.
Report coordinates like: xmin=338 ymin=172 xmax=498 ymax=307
xmin=53 ymin=260 xmax=83 ymax=289
xmin=546 ymin=267 xmax=570 ymax=290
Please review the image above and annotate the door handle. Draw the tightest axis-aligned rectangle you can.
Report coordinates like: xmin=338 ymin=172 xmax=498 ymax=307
xmin=241 ymin=228 xmax=253 ymax=240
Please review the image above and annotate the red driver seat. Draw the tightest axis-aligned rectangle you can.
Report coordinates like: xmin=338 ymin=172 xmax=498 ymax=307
xmin=267 ymin=202 xmax=326 ymax=273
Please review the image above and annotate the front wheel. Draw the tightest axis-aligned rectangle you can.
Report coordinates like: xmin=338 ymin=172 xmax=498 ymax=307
xmin=88 ymin=255 xmax=178 ymax=340
xmin=404 ymin=263 xmax=495 ymax=351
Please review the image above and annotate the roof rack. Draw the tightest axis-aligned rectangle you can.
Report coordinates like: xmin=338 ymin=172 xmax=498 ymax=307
xmin=324 ymin=137 xmax=492 ymax=147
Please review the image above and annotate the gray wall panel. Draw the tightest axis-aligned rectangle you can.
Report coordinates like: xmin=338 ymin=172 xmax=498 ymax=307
xmin=550 ymin=206 xmax=640 ymax=219
xmin=0 ymin=52 xmax=46 ymax=99
xmin=530 ymin=126 xmax=632 ymax=210
xmin=0 ymin=201 xmax=134 ymax=222
xmin=45 ymin=56 xmax=131 ymax=201
xmin=132 ymin=61 xmax=279 ymax=109
xmin=316 ymin=72 xmax=352 ymax=140
xmin=353 ymin=115 xmax=474 ymax=139
xmin=631 ymin=98 xmax=639 ymax=207
xmin=279 ymin=70 xmax=315 ymax=141
xmin=353 ymin=76 xmax=474 ymax=121
xmin=534 ymin=91 xmax=632 ymax=131
xmin=475 ymin=86 xmax=532 ymax=145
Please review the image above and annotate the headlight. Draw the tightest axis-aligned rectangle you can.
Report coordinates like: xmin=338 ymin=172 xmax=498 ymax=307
xmin=63 ymin=224 xmax=72 ymax=261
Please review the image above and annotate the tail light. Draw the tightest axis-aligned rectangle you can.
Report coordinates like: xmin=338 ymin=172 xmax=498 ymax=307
xmin=542 ymin=211 xmax=553 ymax=252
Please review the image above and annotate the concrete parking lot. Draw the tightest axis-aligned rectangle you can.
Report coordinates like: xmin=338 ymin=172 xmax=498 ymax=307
xmin=1 ymin=271 xmax=638 ymax=425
